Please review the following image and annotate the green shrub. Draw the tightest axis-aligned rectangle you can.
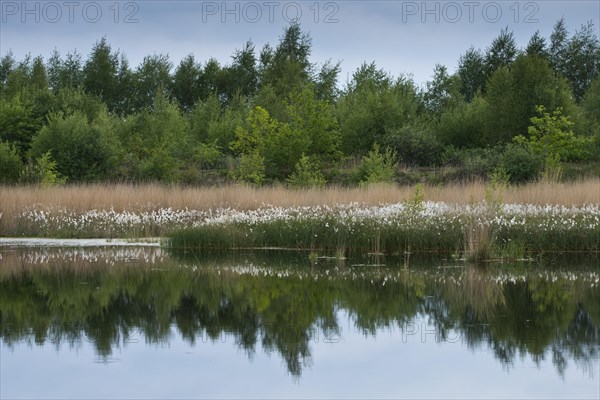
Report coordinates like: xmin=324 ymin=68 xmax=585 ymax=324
xmin=442 ymin=146 xmax=502 ymax=180
xmin=0 ymin=141 xmax=23 ymax=184
xmin=287 ymin=155 xmax=326 ymax=188
xmin=233 ymin=151 xmax=266 ymax=185
xmin=383 ymin=126 xmax=445 ymax=166
xmin=20 ymin=150 xmax=66 ymax=187
xmin=29 ymin=112 xmax=118 ymax=182
xmin=500 ymin=144 xmax=543 ymax=184
xmin=358 ymin=143 xmax=397 ymax=185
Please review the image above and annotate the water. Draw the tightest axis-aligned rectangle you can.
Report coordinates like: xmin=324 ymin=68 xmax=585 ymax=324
xmin=1 ymin=243 xmax=599 ymax=398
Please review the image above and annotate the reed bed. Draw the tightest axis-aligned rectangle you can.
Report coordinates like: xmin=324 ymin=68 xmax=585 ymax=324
xmin=168 ymin=202 xmax=600 ymax=256
xmin=1 ymin=181 xmax=599 ymax=251
xmin=1 ymin=179 xmax=598 ymax=212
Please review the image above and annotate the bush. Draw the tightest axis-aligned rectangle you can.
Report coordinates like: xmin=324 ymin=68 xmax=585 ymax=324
xmin=29 ymin=112 xmax=118 ymax=182
xmin=442 ymin=146 xmax=502 ymax=180
xmin=383 ymin=126 xmax=444 ymax=166
xmin=287 ymin=155 xmax=326 ymax=188
xmin=233 ymin=152 xmax=266 ymax=185
xmin=357 ymin=143 xmax=397 ymax=185
xmin=500 ymin=144 xmax=543 ymax=184
xmin=20 ymin=150 xmax=66 ymax=187
xmin=0 ymin=141 xmax=23 ymax=184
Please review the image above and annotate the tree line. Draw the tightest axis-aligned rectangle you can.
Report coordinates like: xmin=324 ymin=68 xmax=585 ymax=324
xmin=1 ymin=19 xmax=599 ymax=186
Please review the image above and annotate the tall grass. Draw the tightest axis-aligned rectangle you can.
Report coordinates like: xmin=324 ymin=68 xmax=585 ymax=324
xmin=1 ymin=180 xmax=598 ymax=240
xmin=167 ymin=202 xmax=600 ymax=257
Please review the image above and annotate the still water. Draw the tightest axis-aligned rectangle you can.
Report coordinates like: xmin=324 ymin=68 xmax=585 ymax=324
xmin=0 ymin=242 xmax=599 ymax=399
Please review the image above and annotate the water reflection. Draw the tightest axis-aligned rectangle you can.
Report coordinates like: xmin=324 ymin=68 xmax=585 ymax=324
xmin=0 ymin=246 xmax=599 ymax=379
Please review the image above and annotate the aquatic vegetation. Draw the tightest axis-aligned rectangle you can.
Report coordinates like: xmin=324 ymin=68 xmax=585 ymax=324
xmin=2 ymin=198 xmax=599 ymax=258
xmin=169 ymin=201 xmax=600 ymax=257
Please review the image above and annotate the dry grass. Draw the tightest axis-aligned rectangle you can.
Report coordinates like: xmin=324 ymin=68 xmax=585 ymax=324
xmin=1 ymin=180 xmax=598 ymax=216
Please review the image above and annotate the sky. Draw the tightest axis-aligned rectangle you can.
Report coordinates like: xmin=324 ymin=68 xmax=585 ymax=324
xmin=0 ymin=1 xmax=599 ymax=87
xmin=2 ymin=312 xmax=598 ymax=398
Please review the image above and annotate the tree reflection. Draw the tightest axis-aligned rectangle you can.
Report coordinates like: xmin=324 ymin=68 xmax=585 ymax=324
xmin=0 ymin=248 xmax=598 ymax=377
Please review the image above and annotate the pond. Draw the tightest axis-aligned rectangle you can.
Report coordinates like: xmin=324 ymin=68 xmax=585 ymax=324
xmin=0 ymin=242 xmax=599 ymax=399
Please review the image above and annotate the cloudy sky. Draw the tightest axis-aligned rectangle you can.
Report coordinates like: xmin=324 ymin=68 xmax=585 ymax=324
xmin=1 ymin=1 xmax=599 ymax=86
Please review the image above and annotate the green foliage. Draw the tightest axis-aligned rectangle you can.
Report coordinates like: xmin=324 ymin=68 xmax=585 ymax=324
xmin=458 ymin=46 xmax=486 ymax=102
xmin=83 ymin=37 xmax=120 ymax=112
xmin=29 ymin=112 xmax=118 ymax=182
xmin=383 ymin=125 xmax=445 ymax=166
xmin=194 ymin=141 xmax=223 ymax=169
xmin=542 ymin=153 xmax=563 ymax=183
xmin=0 ymin=97 xmax=41 ymax=158
xmin=358 ymin=143 xmax=397 ymax=185
xmin=285 ymin=87 xmax=341 ymax=166
xmin=0 ymin=141 xmax=22 ymax=183
xmin=437 ymin=96 xmax=487 ymax=148
xmin=423 ymin=64 xmax=462 ymax=117
xmin=286 ymin=155 xmax=326 ymax=188
xmin=484 ymin=54 xmax=577 ymax=146
xmin=485 ymin=165 xmax=510 ymax=205
xmin=261 ymin=22 xmax=313 ymax=98
xmin=514 ymin=105 xmax=592 ymax=161
xmin=581 ymin=76 xmax=600 ymax=134
xmin=442 ymin=146 xmax=502 ymax=181
xmin=337 ymin=63 xmax=421 ymax=156
xmin=484 ymin=27 xmax=518 ymax=79
xmin=406 ymin=183 xmax=426 ymax=214
xmin=233 ymin=151 xmax=266 ymax=185
xmin=0 ymin=22 xmax=598 ymax=186
xmin=21 ymin=150 xmax=66 ymax=186
xmin=119 ymin=90 xmax=190 ymax=181
xmin=500 ymin=143 xmax=543 ymax=184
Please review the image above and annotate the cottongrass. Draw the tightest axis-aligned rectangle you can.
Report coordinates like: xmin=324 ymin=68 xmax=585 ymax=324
xmin=169 ymin=202 xmax=600 ymax=256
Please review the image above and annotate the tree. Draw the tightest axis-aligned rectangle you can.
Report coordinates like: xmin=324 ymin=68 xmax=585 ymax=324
xmin=52 ymin=87 xmax=108 ymax=122
xmin=314 ymin=60 xmax=341 ymax=102
xmin=562 ymin=21 xmax=600 ymax=101
xmin=0 ymin=97 xmax=41 ymax=158
xmin=30 ymin=56 xmax=48 ymax=91
xmin=119 ymin=90 xmax=190 ymax=181
xmin=357 ymin=143 xmax=397 ymax=185
xmin=4 ymin=55 xmax=31 ymax=98
xmin=29 ymin=111 xmax=119 ymax=182
xmin=513 ymin=105 xmax=592 ymax=161
xmin=549 ymin=18 xmax=569 ymax=78
xmin=261 ymin=22 xmax=313 ymax=98
xmin=223 ymin=41 xmax=258 ymax=101
xmin=337 ymin=63 xmax=421 ymax=155
xmin=83 ymin=37 xmax=119 ymax=111
xmin=114 ymin=54 xmax=134 ymax=115
xmin=285 ymin=86 xmax=341 ymax=167
xmin=172 ymin=55 xmax=201 ymax=112
xmin=384 ymin=124 xmax=444 ymax=166
xmin=231 ymin=106 xmax=309 ymax=181
xmin=48 ymin=50 xmax=83 ymax=93
xmin=526 ymin=30 xmax=549 ymax=60
xmin=581 ymin=75 xmax=600 ymax=133
xmin=233 ymin=151 xmax=265 ymax=185
xmin=423 ymin=64 xmax=461 ymax=117
xmin=197 ymin=58 xmax=224 ymax=102
xmin=437 ymin=95 xmax=487 ymax=148
xmin=132 ymin=54 xmax=172 ymax=111
xmin=0 ymin=51 xmax=15 ymax=93
xmin=484 ymin=55 xmax=576 ymax=146
xmin=484 ymin=27 xmax=517 ymax=79
xmin=0 ymin=141 xmax=23 ymax=183
xmin=286 ymin=154 xmax=326 ymax=188
xmin=457 ymin=47 xmax=486 ymax=102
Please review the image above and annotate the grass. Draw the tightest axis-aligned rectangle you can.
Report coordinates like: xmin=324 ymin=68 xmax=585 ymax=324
xmin=1 ymin=181 xmax=599 ymax=258
xmin=167 ymin=201 xmax=600 ymax=258
xmin=1 ymin=179 xmax=599 ymax=213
